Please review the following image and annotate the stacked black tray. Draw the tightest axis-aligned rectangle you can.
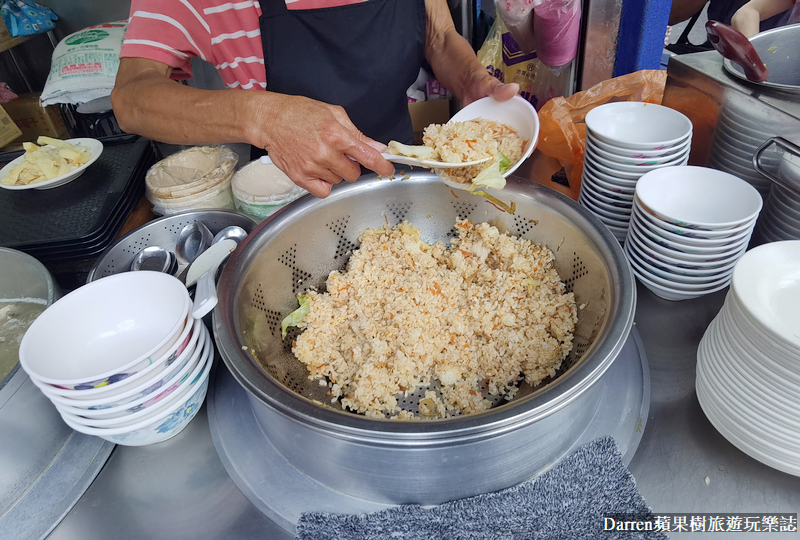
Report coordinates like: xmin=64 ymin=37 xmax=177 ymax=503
xmin=0 ymin=137 xmax=157 ymax=264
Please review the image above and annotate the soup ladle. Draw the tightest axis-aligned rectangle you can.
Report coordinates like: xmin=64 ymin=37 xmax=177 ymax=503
xmin=130 ymin=246 xmax=178 ymax=274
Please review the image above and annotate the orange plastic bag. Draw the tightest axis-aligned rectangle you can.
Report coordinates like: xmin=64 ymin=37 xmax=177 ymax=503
xmin=536 ymin=70 xmax=667 ymax=200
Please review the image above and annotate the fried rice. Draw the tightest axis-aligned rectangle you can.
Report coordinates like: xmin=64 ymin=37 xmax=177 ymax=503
xmin=289 ymin=220 xmax=576 ymax=419
xmin=423 ymin=118 xmax=526 ymax=185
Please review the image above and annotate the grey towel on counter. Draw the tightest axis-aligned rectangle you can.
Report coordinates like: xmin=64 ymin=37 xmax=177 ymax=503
xmin=295 ymin=436 xmax=667 ymax=540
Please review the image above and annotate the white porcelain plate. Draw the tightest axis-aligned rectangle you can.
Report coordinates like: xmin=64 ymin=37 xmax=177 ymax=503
xmin=0 ymin=138 xmax=104 ymax=191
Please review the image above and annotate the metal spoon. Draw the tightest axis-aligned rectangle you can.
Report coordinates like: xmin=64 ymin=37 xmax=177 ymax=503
xmin=191 ymin=226 xmax=249 ymax=319
xmin=175 ymin=221 xmax=213 ymax=282
xmin=130 ymin=246 xmax=178 ymax=274
xmin=381 ymin=153 xmax=491 ymax=169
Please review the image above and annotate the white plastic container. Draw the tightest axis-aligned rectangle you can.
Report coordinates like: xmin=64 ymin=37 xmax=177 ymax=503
xmin=231 ymin=157 xmax=307 ymax=221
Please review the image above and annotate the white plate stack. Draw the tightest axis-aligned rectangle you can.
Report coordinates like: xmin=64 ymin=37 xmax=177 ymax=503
xmin=625 ymin=166 xmax=762 ymax=301
xmin=708 ymin=105 xmax=777 ymax=197
xmin=757 ymin=146 xmax=800 ymax=243
xmin=696 ymin=241 xmax=800 ymax=476
xmin=580 ymin=102 xmax=693 ymax=242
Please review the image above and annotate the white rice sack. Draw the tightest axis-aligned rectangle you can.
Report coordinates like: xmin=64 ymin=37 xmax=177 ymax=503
xmin=41 ymin=21 xmax=127 ymax=107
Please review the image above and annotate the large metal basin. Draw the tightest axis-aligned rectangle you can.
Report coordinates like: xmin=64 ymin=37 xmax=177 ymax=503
xmin=213 ymin=172 xmax=636 ymax=504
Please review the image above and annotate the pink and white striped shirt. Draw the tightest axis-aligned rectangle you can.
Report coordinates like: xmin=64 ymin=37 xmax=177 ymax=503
xmin=120 ymin=0 xmax=366 ymax=90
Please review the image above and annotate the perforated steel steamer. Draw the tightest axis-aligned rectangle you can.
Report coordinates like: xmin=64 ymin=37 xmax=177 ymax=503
xmin=213 ymin=171 xmax=636 ymax=505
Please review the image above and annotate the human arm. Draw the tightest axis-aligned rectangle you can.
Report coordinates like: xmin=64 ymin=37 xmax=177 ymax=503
xmin=423 ymin=0 xmax=519 ymax=105
xmin=110 ymin=58 xmax=394 ymax=198
xmin=731 ymin=0 xmax=797 ymax=36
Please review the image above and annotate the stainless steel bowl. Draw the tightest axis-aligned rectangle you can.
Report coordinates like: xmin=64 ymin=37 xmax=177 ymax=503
xmin=214 ymin=172 xmax=636 ymax=504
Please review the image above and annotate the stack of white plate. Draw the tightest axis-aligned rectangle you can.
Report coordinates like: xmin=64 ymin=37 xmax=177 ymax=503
xmin=757 ymin=145 xmax=800 ymax=242
xmin=708 ymin=105 xmax=778 ymax=197
xmin=696 ymin=241 xmax=800 ymax=476
xmin=625 ymin=166 xmax=762 ymax=301
xmin=580 ymin=102 xmax=693 ymax=242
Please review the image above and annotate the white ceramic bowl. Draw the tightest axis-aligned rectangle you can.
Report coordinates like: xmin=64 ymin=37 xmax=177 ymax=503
xmin=631 ymin=204 xmax=753 ymax=248
xmin=53 ymin=323 xmax=208 ymax=418
xmin=626 ymin=237 xmax=739 ymax=276
xmin=582 ymin=170 xmax=636 ymax=197
xmin=635 ymin=198 xmax=758 ymax=239
xmin=625 ymin=242 xmax=733 ymax=285
xmin=448 ymin=95 xmax=539 ymax=179
xmin=627 ymin=227 xmax=745 ymax=269
xmin=580 ymin=182 xmax=633 ymax=211
xmin=585 ymin=102 xmax=693 ymax=150
xmin=625 ymin=249 xmax=731 ymax=291
xmin=629 ymin=218 xmax=750 ymax=259
xmin=57 ymin=343 xmax=213 ymax=446
xmin=584 ymin=153 xmax=674 ymax=178
xmin=635 ymin=166 xmax=763 ymax=230
xmin=726 ymin=293 xmax=800 ymax=366
xmin=730 ymin=240 xmax=800 ymax=349
xmin=588 ymin=134 xmax=691 ymax=159
xmin=586 ymin=142 xmax=688 ymax=170
xmin=59 ymin=335 xmax=209 ymax=428
xmin=34 ymin=318 xmax=204 ymax=404
xmin=578 ymin=194 xmax=631 ymax=227
xmin=0 ymin=138 xmax=104 ymax=191
xmin=631 ymin=264 xmax=721 ymax=301
xmin=20 ymin=272 xmax=190 ymax=389
xmin=583 ymin=158 xmax=642 ymax=185
xmin=586 ymin=137 xmax=691 ymax=165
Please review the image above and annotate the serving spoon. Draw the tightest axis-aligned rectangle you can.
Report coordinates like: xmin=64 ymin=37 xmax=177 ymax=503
xmin=175 ymin=221 xmax=213 ymax=283
xmin=130 ymin=246 xmax=177 ymax=274
xmin=381 ymin=153 xmax=491 ymax=169
xmin=191 ymin=226 xmax=249 ymax=319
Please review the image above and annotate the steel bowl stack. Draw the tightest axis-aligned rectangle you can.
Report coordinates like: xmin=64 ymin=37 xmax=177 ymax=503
xmin=696 ymin=241 xmax=800 ymax=476
xmin=213 ymin=171 xmax=636 ymax=505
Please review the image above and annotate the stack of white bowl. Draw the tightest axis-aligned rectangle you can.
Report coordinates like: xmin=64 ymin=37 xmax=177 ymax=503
xmin=625 ymin=166 xmax=762 ymax=301
xmin=580 ymin=102 xmax=693 ymax=242
xmin=19 ymin=272 xmax=213 ymax=446
xmin=696 ymin=241 xmax=800 ymax=476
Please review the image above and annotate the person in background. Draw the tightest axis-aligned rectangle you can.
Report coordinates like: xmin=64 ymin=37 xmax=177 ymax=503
xmin=731 ymin=0 xmax=800 ymax=36
xmin=111 ymin=0 xmax=519 ymax=198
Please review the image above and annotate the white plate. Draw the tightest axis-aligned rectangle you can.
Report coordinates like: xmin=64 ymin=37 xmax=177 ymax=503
xmin=0 ymin=138 xmax=104 ymax=191
xmin=730 ymin=241 xmax=800 ymax=349
xmin=448 ymin=95 xmax=539 ymax=180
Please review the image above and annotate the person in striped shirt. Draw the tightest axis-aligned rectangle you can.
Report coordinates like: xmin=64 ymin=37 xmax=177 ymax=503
xmin=111 ymin=0 xmax=519 ymax=198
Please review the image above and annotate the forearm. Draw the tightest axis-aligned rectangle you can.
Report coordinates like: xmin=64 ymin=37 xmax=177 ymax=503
xmin=423 ymin=0 xmax=485 ymax=102
xmin=731 ymin=0 xmax=796 ymax=36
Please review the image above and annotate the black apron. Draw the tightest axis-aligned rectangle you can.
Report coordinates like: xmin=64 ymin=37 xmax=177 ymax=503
xmin=259 ymin=0 xmax=426 ymax=146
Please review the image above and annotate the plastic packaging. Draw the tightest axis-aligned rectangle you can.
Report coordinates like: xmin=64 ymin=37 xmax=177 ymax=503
xmin=231 ymin=157 xmax=307 ymax=221
xmin=532 ymin=0 xmax=582 ymax=68
xmin=0 ymin=0 xmax=56 ymax=37
xmin=40 ymin=21 xmax=126 ymax=107
xmin=536 ymin=70 xmax=668 ymax=200
xmin=494 ymin=0 xmax=541 ymax=54
xmin=146 ymin=146 xmax=238 ymax=216
xmin=477 ymin=17 xmax=573 ymax=111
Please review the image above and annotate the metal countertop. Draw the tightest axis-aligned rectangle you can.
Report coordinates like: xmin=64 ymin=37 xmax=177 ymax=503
xmin=47 ymin=282 xmax=800 ymax=539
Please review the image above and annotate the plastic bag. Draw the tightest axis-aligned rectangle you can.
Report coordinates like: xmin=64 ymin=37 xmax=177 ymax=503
xmin=0 ymin=0 xmax=57 ymax=37
xmin=495 ymin=0 xmax=582 ymax=67
xmin=536 ymin=70 xmax=668 ymax=200
xmin=40 ymin=21 xmax=126 ymax=107
xmin=477 ymin=17 xmax=572 ymax=111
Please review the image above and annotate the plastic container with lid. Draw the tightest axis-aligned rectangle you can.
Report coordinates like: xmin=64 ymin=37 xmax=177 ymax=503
xmin=231 ymin=157 xmax=307 ymax=221
xmin=146 ymin=146 xmax=238 ymax=216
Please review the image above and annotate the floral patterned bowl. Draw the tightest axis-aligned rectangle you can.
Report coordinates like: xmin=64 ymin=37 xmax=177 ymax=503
xmin=20 ymin=272 xmax=190 ymax=390
xmin=57 ymin=339 xmax=213 ymax=446
xmin=54 ymin=323 xmax=208 ymax=418
xmin=32 ymin=317 xmax=202 ymax=404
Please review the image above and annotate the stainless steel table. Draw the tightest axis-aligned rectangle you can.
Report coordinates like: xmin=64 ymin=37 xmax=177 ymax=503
xmin=47 ymin=282 xmax=800 ymax=539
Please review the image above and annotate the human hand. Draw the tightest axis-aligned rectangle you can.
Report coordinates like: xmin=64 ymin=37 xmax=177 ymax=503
xmin=460 ymin=72 xmax=520 ymax=106
xmin=255 ymin=93 xmax=395 ymax=198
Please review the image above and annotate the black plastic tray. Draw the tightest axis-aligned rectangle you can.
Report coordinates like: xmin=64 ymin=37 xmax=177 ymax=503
xmin=0 ymin=137 xmax=155 ymax=255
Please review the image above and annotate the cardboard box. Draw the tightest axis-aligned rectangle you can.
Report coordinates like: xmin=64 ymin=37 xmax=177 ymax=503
xmin=0 ymin=105 xmax=23 ymax=147
xmin=2 ymin=92 xmax=68 ymax=144
xmin=408 ymin=99 xmax=451 ymax=145
xmin=0 ymin=18 xmax=28 ymax=53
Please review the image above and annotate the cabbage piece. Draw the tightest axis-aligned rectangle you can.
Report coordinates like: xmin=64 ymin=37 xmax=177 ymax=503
xmin=281 ymin=294 xmax=312 ymax=339
xmin=471 ymin=162 xmax=506 ymax=191
xmin=386 ymin=141 xmax=439 ymax=161
xmin=498 ymin=152 xmax=511 ymax=174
